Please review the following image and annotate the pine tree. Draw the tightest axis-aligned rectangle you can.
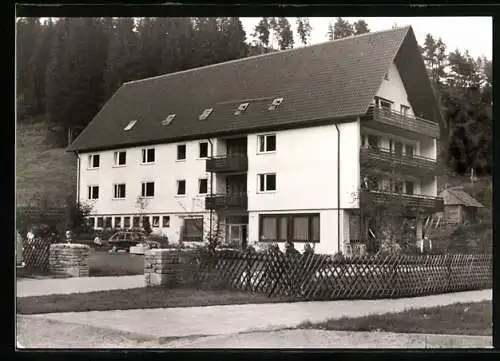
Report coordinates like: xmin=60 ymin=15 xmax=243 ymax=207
xmin=327 ymin=21 xmax=334 ymax=41
xmin=296 ymin=17 xmax=312 ymax=45
xmin=333 ymin=17 xmax=354 ymax=39
xmin=276 ymin=17 xmax=294 ymax=50
xmin=353 ymin=20 xmax=370 ymax=35
xmin=253 ymin=17 xmax=271 ymax=48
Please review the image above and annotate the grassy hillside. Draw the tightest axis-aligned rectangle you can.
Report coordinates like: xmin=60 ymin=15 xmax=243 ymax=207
xmin=16 ymin=119 xmax=77 ymax=208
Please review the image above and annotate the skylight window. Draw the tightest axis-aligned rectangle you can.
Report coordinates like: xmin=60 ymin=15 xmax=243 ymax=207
xmin=234 ymin=102 xmax=249 ymax=115
xmin=124 ymin=120 xmax=137 ymax=131
xmin=162 ymin=114 xmax=176 ymax=126
xmin=199 ymin=108 xmax=213 ymax=121
xmin=268 ymin=97 xmax=283 ymax=111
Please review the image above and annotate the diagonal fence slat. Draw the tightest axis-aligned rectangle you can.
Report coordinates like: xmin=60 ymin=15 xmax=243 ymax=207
xmin=195 ymin=251 xmax=492 ymax=301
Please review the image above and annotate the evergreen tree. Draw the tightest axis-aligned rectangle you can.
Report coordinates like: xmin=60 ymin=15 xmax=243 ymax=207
xmin=276 ymin=17 xmax=294 ymax=50
xmin=16 ymin=17 xmax=42 ymax=120
xmin=45 ymin=18 xmax=72 ymax=127
xmin=327 ymin=21 xmax=334 ymax=41
xmin=333 ymin=17 xmax=354 ymax=39
xmin=296 ymin=17 xmax=312 ymax=45
xmin=353 ymin=20 xmax=370 ymax=35
xmin=420 ymin=34 xmax=447 ymax=88
xmin=253 ymin=17 xmax=271 ymax=48
xmin=219 ymin=17 xmax=248 ymax=60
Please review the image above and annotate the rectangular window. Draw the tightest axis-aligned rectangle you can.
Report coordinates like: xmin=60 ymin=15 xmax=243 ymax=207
xmin=141 ymin=182 xmax=155 ymax=197
xmin=142 ymin=216 xmax=150 ymax=229
xmin=114 ymin=151 xmax=127 ymax=166
xmin=367 ymin=134 xmax=379 ymax=149
xmin=405 ymin=144 xmax=414 ymax=158
xmin=152 ymin=216 xmax=160 ymax=228
xmin=113 ymin=184 xmax=126 ymax=199
xmin=88 ymin=186 xmax=99 ymax=200
xmin=177 ymin=180 xmax=186 ymax=195
xmin=405 ymin=181 xmax=414 ymax=195
xmin=87 ymin=154 xmax=100 ymax=169
xmin=198 ymin=178 xmax=208 ymax=194
xmin=260 ymin=214 xmax=320 ymax=243
xmin=114 ymin=217 xmax=122 ymax=228
xmin=124 ymin=216 xmax=131 ymax=228
xmin=183 ymin=218 xmax=203 ymax=242
xmin=162 ymin=216 xmax=170 ymax=228
xmin=293 ymin=216 xmax=309 ymax=242
xmin=142 ymin=148 xmax=155 ymax=163
xmin=400 ymin=104 xmax=410 ymax=116
xmin=105 ymin=217 xmax=112 ymax=228
xmin=177 ymin=144 xmax=186 ymax=160
xmin=258 ymin=173 xmax=276 ymax=192
xmin=394 ymin=180 xmax=404 ymax=193
xmin=258 ymin=134 xmax=276 ymax=153
xmin=97 ymin=217 xmax=104 ymax=228
xmin=133 ymin=216 xmax=140 ymax=228
xmin=394 ymin=141 xmax=403 ymax=155
xmin=199 ymin=142 xmax=209 ymax=158
xmin=88 ymin=217 xmax=95 ymax=229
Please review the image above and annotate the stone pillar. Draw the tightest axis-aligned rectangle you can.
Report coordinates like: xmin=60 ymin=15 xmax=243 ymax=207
xmin=49 ymin=243 xmax=90 ymax=277
xmin=144 ymin=249 xmax=179 ymax=287
xmin=416 ymin=217 xmax=424 ymax=244
xmin=144 ymin=248 xmax=201 ymax=287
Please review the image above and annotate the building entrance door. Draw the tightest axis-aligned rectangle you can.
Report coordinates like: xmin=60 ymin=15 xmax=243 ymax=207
xmin=227 ymin=223 xmax=248 ymax=249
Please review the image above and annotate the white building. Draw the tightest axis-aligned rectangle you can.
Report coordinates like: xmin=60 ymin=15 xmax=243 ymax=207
xmin=68 ymin=26 xmax=444 ymax=254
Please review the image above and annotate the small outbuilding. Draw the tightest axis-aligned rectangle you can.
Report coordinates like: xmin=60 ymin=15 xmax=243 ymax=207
xmin=438 ymin=187 xmax=484 ymax=225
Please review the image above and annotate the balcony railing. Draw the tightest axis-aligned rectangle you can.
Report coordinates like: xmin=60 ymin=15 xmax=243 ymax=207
xmin=360 ymin=145 xmax=437 ymax=175
xmin=362 ymin=105 xmax=440 ymax=138
xmin=359 ymin=189 xmax=444 ymax=212
xmin=206 ymin=154 xmax=248 ymax=173
xmin=205 ymin=193 xmax=248 ymax=211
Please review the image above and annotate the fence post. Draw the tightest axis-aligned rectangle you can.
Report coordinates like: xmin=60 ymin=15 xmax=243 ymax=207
xmin=446 ymin=253 xmax=452 ymax=292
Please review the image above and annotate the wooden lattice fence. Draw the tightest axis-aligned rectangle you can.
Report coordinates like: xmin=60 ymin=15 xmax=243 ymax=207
xmin=196 ymin=251 xmax=492 ymax=300
xmin=22 ymin=237 xmax=53 ymax=270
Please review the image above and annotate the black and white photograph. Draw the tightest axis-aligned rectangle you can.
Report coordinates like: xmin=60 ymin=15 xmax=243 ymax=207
xmin=15 ymin=11 xmax=493 ymax=349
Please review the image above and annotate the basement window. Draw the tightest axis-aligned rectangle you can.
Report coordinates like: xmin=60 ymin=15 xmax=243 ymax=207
xmin=124 ymin=120 xmax=137 ymax=131
xmin=268 ymin=97 xmax=283 ymax=111
xmin=162 ymin=114 xmax=176 ymax=126
xmin=234 ymin=102 xmax=249 ymax=115
xmin=199 ymin=108 xmax=213 ymax=120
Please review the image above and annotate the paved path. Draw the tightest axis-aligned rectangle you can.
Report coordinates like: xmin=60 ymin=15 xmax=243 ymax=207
xmin=162 ymin=329 xmax=492 ymax=349
xmin=16 ymin=315 xmax=491 ymax=349
xmin=29 ymin=289 xmax=491 ymax=338
xmin=16 ymin=275 xmax=144 ymax=298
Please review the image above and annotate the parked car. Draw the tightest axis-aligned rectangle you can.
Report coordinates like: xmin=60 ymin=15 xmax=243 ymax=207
xmin=16 ymin=231 xmax=25 ymax=268
xmin=106 ymin=231 xmax=157 ymax=252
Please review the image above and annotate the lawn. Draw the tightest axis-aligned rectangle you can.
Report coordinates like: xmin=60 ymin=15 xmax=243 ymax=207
xmin=17 ymin=287 xmax=296 ymax=314
xmin=299 ymin=301 xmax=492 ymax=336
xmin=88 ymin=250 xmax=144 ymax=277
xmin=17 ymin=249 xmax=145 ymax=279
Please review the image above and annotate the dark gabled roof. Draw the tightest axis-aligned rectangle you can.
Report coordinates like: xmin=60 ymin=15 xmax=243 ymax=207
xmin=68 ymin=26 xmax=441 ymax=152
xmin=439 ymin=188 xmax=485 ymax=208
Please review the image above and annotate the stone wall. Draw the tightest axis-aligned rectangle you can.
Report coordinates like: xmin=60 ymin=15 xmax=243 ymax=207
xmin=144 ymin=249 xmax=199 ymax=287
xmin=49 ymin=243 xmax=90 ymax=277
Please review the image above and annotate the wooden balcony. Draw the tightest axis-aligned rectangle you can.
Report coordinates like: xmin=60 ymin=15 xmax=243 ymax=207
xmin=206 ymin=154 xmax=248 ymax=173
xmin=360 ymin=146 xmax=438 ymax=176
xmin=360 ymin=190 xmax=444 ymax=212
xmin=361 ymin=105 xmax=440 ymax=139
xmin=205 ymin=193 xmax=248 ymax=211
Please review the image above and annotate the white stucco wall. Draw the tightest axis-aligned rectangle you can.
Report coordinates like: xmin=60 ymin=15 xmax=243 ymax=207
xmin=78 ymin=139 xmax=216 ymax=241
xmin=375 ymin=62 xmax=415 ymax=116
xmin=246 ymin=122 xmax=358 ymax=254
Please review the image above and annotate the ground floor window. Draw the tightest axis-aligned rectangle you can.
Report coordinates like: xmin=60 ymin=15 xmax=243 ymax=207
xmin=87 ymin=217 xmax=95 ymax=229
xmin=114 ymin=216 xmax=121 ymax=228
xmin=105 ymin=217 xmax=112 ymax=228
xmin=162 ymin=216 xmax=170 ymax=227
xmin=133 ymin=216 xmax=140 ymax=228
xmin=124 ymin=216 xmax=131 ymax=228
xmin=259 ymin=213 xmax=320 ymax=243
xmin=183 ymin=217 xmax=203 ymax=242
xmin=152 ymin=216 xmax=160 ymax=227
xmin=97 ymin=217 xmax=104 ymax=228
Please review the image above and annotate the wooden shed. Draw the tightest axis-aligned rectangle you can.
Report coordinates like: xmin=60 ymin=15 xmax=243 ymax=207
xmin=438 ymin=187 xmax=484 ymax=225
